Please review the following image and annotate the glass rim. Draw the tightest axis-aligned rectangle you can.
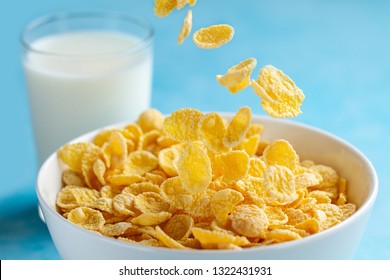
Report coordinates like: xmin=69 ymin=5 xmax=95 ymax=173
xmin=21 ymin=10 xmax=154 ymax=58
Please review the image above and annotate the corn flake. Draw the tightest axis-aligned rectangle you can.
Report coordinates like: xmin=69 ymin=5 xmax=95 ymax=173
xmin=217 ymin=150 xmax=250 ymax=184
xmin=137 ymin=109 xmax=164 ymax=133
xmin=177 ymin=142 xmax=212 ymax=194
xmin=267 ymin=228 xmax=302 ymax=243
xmin=134 ymin=192 xmax=170 ymax=213
xmin=177 ymin=10 xmax=192 ymax=45
xmin=124 ymin=150 xmax=158 ymax=176
xmin=263 ymin=165 xmax=298 ymax=205
xmin=193 ymin=24 xmax=234 ymax=49
xmin=113 ymin=193 xmax=137 ymax=217
xmin=158 ymin=144 xmax=185 ymax=177
xmin=198 ymin=112 xmax=229 ymax=153
xmin=163 ymin=214 xmax=194 ymax=240
xmin=263 ymin=139 xmax=299 ymax=171
xmin=132 ymin=212 xmax=172 ymax=226
xmin=67 ymin=207 xmax=105 ymax=231
xmin=192 ymin=227 xmax=250 ymax=246
xmin=216 ymin=58 xmax=257 ymax=94
xmin=162 ymin=108 xmax=203 ymax=142
xmin=252 ymin=65 xmax=305 ymax=118
xmin=155 ymin=226 xmax=188 ymax=249
xmin=57 ymin=186 xmax=100 ymax=211
xmin=211 ymin=189 xmax=244 ymax=225
xmin=223 ymin=106 xmax=252 ymax=148
xmin=229 ymin=204 xmax=269 ymax=238
xmin=58 ymin=142 xmax=97 ymax=172
xmin=154 ymin=0 xmax=177 ymax=17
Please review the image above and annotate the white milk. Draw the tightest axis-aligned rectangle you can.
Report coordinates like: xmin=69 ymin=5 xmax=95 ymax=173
xmin=24 ymin=31 xmax=153 ymax=164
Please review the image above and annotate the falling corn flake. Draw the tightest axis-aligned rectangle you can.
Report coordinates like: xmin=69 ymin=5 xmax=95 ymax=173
xmin=193 ymin=24 xmax=234 ymax=49
xmin=56 ymin=107 xmax=356 ymax=250
xmin=177 ymin=10 xmax=193 ymax=45
xmin=154 ymin=0 xmax=177 ymax=17
xmin=217 ymin=58 xmax=257 ymax=94
xmin=252 ymin=65 xmax=305 ymax=118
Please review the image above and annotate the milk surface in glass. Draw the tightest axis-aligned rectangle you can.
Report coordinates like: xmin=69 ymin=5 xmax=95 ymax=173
xmin=24 ymin=31 xmax=152 ymax=164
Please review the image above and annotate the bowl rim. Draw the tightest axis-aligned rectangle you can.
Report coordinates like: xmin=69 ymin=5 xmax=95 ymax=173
xmin=36 ymin=113 xmax=379 ymax=255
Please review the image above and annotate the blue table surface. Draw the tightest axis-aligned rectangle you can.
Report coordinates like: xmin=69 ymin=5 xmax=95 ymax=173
xmin=1 ymin=0 xmax=389 ymax=260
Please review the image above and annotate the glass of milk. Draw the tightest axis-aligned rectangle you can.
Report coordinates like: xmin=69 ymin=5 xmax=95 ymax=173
xmin=22 ymin=11 xmax=153 ymax=165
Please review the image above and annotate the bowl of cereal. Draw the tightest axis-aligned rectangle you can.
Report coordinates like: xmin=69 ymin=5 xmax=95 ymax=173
xmin=36 ymin=107 xmax=378 ymax=259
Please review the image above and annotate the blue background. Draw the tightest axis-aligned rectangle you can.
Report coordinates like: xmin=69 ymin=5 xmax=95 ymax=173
xmin=0 ymin=0 xmax=389 ymax=259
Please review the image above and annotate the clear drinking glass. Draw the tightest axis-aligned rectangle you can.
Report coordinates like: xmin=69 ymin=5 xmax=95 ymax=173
xmin=22 ymin=11 xmax=154 ymax=165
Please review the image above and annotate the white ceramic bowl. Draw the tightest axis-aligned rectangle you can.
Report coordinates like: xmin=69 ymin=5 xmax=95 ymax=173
xmin=36 ymin=114 xmax=378 ymax=259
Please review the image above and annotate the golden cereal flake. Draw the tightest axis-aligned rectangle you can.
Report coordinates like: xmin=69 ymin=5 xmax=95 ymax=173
xmin=263 ymin=139 xmax=299 ymax=171
xmin=137 ymin=109 xmax=164 ymax=133
xmin=163 ymin=214 xmax=194 ymax=240
xmin=62 ymin=170 xmax=85 ymax=187
xmin=216 ymin=58 xmax=257 ymax=94
xmin=177 ymin=142 xmax=212 ymax=194
xmin=183 ymin=189 xmax=215 ymax=218
xmin=93 ymin=158 xmax=106 ymax=186
xmin=134 ymin=192 xmax=170 ymax=214
xmin=106 ymin=174 xmax=145 ymax=187
xmin=155 ymin=226 xmax=189 ymax=249
xmin=248 ymin=157 xmax=266 ymax=178
xmin=93 ymin=197 xmax=115 ymax=214
xmin=122 ymin=182 xmax=161 ymax=196
xmin=234 ymin=134 xmax=260 ymax=157
xmin=339 ymin=203 xmax=356 ymax=221
xmin=101 ymin=222 xmax=134 ymax=237
xmin=58 ymin=142 xmax=97 ymax=172
xmin=217 ymin=150 xmax=250 ymax=184
xmin=252 ymin=65 xmax=305 ymax=118
xmin=198 ymin=112 xmax=229 ymax=153
xmin=176 ymin=0 xmax=196 ymax=10
xmin=81 ymin=144 xmax=104 ymax=190
xmin=154 ymin=0 xmax=176 ymax=17
xmin=192 ymin=227 xmax=250 ymax=246
xmin=193 ymin=24 xmax=234 ymax=49
xmin=211 ymin=189 xmax=244 ymax=225
xmin=267 ymin=228 xmax=302 ymax=243
xmin=223 ymin=106 xmax=252 ymax=148
xmin=124 ymin=150 xmax=158 ymax=176
xmin=162 ymin=108 xmax=203 ymax=142
xmin=308 ymin=164 xmax=339 ymax=188
xmin=113 ymin=193 xmax=137 ymax=216
xmin=264 ymin=206 xmax=288 ymax=226
xmin=177 ymin=10 xmax=193 ymax=45
xmin=229 ymin=204 xmax=269 ymax=238
xmin=263 ymin=165 xmax=298 ymax=205
xmin=132 ymin=212 xmax=172 ymax=226
xmin=57 ymin=186 xmax=100 ymax=210
xmin=295 ymin=218 xmax=321 ymax=234
xmin=67 ymin=207 xmax=105 ymax=231
xmin=158 ymin=144 xmax=185 ymax=177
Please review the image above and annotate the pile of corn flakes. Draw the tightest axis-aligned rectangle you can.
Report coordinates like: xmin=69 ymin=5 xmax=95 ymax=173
xmin=56 ymin=106 xmax=356 ymax=250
